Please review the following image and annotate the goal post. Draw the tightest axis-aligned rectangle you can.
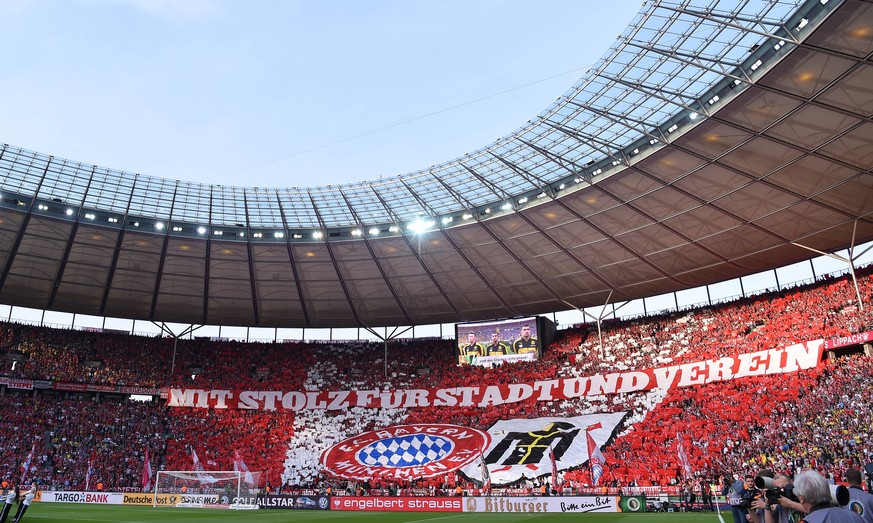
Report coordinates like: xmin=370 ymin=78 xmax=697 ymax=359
xmin=153 ymin=470 xmax=258 ymax=509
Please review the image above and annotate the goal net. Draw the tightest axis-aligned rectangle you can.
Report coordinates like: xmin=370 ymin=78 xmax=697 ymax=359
xmin=153 ymin=470 xmax=260 ymax=509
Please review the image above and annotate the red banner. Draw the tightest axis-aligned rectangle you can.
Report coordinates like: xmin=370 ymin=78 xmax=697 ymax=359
xmin=823 ymin=331 xmax=872 ymax=350
xmin=5 ymin=378 xmax=34 ymax=390
xmin=55 ymin=382 xmax=89 ymax=392
xmin=331 ymin=497 xmax=463 ymax=512
xmin=167 ymin=338 xmax=825 ymax=412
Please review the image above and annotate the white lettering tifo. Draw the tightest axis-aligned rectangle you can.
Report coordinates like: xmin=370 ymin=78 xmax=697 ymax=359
xmin=166 ymin=339 xmax=824 ymax=412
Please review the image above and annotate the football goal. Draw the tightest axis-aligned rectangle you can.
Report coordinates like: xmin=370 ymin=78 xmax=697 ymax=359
xmin=153 ymin=470 xmax=259 ymax=509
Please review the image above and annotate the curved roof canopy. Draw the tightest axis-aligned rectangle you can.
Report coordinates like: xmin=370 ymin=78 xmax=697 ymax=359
xmin=0 ymin=0 xmax=871 ymax=328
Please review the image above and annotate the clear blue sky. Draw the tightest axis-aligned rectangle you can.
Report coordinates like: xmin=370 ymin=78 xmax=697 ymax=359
xmin=0 ymin=0 xmax=642 ymax=189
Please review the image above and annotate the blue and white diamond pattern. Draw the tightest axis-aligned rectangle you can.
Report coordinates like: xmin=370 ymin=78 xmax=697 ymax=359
xmin=358 ymin=434 xmax=454 ymax=468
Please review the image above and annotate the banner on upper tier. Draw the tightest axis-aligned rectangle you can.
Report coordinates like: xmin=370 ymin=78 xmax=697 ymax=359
xmin=823 ymin=330 xmax=872 ymax=350
xmin=165 ymin=338 xmax=825 ymax=412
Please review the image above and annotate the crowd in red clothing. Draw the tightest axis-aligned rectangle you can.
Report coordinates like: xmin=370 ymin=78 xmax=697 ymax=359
xmin=0 ymin=395 xmax=168 ymax=490
xmin=0 ymin=268 xmax=871 ymax=492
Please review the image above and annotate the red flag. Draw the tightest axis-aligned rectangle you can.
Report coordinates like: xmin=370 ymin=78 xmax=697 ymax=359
xmin=85 ymin=449 xmax=96 ymax=490
xmin=142 ymin=448 xmax=153 ymax=492
xmin=480 ymin=453 xmax=491 ymax=492
xmin=676 ymin=433 xmax=692 ymax=478
xmin=191 ymin=448 xmax=216 ymax=485
xmin=20 ymin=443 xmax=36 ymax=483
xmin=585 ymin=424 xmax=606 ymax=486
xmin=233 ymin=449 xmax=255 ymax=486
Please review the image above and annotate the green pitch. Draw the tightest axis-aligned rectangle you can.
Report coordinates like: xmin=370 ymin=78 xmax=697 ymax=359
xmin=22 ymin=504 xmax=727 ymax=522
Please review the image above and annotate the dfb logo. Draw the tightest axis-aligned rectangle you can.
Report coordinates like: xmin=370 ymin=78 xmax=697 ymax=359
xmin=321 ymin=424 xmax=489 ymax=481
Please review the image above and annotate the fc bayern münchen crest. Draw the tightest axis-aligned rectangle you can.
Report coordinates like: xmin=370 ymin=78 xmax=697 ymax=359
xmin=321 ymin=424 xmax=490 ymax=481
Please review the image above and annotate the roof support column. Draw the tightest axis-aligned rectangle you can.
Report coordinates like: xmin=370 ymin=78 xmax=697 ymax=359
xmin=791 ymin=220 xmax=871 ymax=311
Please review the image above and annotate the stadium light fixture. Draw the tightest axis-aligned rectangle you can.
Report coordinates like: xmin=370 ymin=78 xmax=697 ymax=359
xmin=368 ymin=228 xmax=380 ymax=236
xmin=172 ymin=226 xmax=183 ymax=232
xmin=65 ymin=208 xmax=74 ymax=216
xmin=441 ymin=217 xmax=453 ymax=225
xmin=351 ymin=229 xmax=362 ymax=236
xmin=292 ymin=233 xmax=303 ymax=239
xmin=689 ymin=112 xmax=699 ymax=120
xmin=313 ymin=231 xmax=323 ymax=239
xmin=84 ymin=213 xmax=96 ymax=220
xmin=197 ymin=226 xmax=207 ymax=235
xmin=795 ymin=18 xmax=808 ymax=31
xmin=388 ymin=226 xmax=399 ymax=233
xmin=213 ymin=230 xmax=223 ymax=236
xmin=462 ymin=213 xmax=473 ymax=220
xmin=500 ymin=203 xmax=512 ymax=211
xmin=407 ymin=219 xmax=435 ymax=233
xmin=155 ymin=222 xmax=165 ymax=230
xmin=274 ymin=232 xmax=284 ymax=238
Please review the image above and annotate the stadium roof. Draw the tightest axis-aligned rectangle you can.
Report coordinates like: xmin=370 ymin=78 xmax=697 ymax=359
xmin=0 ymin=0 xmax=871 ymax=329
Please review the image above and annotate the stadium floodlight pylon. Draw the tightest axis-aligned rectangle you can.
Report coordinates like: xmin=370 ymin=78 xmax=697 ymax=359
xmin=153 ymin=470 xmax=258 ymax=509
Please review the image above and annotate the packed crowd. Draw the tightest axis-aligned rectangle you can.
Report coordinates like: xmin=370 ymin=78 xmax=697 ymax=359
xmin=0 ymin=395 xmax=168 ymax=490
xmin=0 ymin=268 xmax=870 ymax=492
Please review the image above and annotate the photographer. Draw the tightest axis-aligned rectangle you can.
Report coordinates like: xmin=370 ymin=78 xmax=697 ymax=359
xmin=845 ymin=468 xmax=873 ymax=523
xmin=727 ymin=474 xmax=757 ymax=523
xmin=751 ymin=473 xmax=805 ymax=523
xmin=794 ymin=470 xmax=863 ymax=523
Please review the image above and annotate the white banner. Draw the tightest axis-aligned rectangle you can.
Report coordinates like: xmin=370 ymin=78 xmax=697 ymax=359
xmin=166 ymin=339 xmax=823 ymax=412
xmin=463 ymin=495 xmax=618 ymax=513
xmin=460 ymin=413 xmax=626 ymax=485
xmin=39 ymin=491 xmax=124 ymax=504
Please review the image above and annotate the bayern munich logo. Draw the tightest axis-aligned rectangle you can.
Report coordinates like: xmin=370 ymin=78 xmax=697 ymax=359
xmin=321 ymin=424 xmax=490 ymax=481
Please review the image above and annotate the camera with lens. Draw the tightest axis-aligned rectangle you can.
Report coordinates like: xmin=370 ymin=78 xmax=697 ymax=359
xmin=765 ymin=484 xmax=798 ymax=505
xmin=737 ymin=488 xmax=756 ymax=510
xmin=755 ymin=476 xmax=799 ymax=507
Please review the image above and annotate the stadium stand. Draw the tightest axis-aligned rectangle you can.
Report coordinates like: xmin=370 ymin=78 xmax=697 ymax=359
xmin=0 ymin=269 xmax=871 ymax=492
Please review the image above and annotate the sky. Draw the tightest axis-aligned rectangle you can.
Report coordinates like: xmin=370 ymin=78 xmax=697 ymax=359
xmin=1 ymin=0 xmax=870 ymax=338
xmin=0 ymin=0 xmax=643 ymax=189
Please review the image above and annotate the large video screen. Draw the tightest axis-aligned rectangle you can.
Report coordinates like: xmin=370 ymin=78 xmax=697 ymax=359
xmin=455 ymin=317 xmax=541 ymax=366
